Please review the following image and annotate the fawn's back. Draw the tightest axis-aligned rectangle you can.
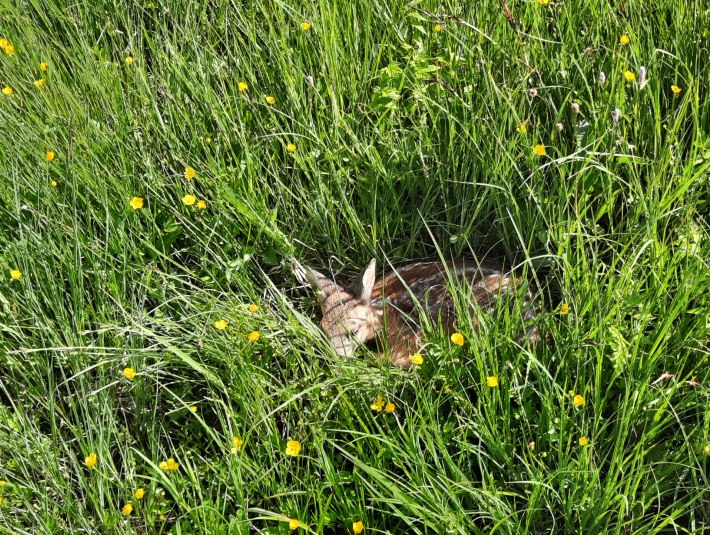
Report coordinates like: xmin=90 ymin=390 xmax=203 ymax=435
xmin=297 ymin=258 xmax=538 ymax=366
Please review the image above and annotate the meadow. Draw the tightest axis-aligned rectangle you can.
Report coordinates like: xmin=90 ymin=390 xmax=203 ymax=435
xmin=0 ymin=0 xmax=708 ymax=533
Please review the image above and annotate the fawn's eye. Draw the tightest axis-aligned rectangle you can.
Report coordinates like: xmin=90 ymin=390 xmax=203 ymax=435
xmin=363 ymin=338 xmax=379 ymax=352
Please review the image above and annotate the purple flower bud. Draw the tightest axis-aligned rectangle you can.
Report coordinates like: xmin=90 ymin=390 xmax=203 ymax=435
xmin=528 ymin=88 xmax=538 ymax=98
xmin=599 ymin=71 xmax=606 ymax=86
xmin=555 ymin=122 xmax=564 ymax=132
xmin=571 ymin=102 xmax=580 ymax=114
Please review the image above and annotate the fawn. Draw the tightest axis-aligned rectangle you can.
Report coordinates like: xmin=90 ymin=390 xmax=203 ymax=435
xmin=294 ymin=257 xmax=540 ymax=367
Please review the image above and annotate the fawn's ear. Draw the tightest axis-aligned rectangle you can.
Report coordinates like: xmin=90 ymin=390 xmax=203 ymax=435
xmin=292 ymin=258 xmax=339 ymax=304
xmin=302 ymin=266 xmax=332 ymax=303
xmin=355 ymin=258 xmax=377 ymax=302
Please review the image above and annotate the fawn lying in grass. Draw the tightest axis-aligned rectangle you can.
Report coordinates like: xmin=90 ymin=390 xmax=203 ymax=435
xmin=294 ymin=258 xmax=540 ymax=367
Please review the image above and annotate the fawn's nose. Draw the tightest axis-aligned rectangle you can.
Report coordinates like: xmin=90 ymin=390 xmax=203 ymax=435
xmin=332 ymin=337 xmax=355 ymax=358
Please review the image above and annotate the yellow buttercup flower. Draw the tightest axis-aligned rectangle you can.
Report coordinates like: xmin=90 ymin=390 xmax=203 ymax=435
xmin=289 ymin=518 xmax=301 ymax=530
xmin=182 ymin=194 xmax=197 ymax=206
xmin=51 ymin=180 xmax=57 ymax=187
xmin=286 ymin=143 xmax=297 ymax=153
xmin=573 ymin=394 xmax=585 ymax=407
xmin=159 ymin=457 xmax=179 ymax=471
xmin=125 ymin=56 xmax=134 ymax=65
xmin=487 ymin=376 xmax=499 ymax=388
xmin=434 ymin=24 xmax=443 ymax=33
xmin=671 ymin=85 xmax=682 ymax=95
xmin=238 ymin=81 xmax=248 ymax=92
xmin=122 ymin=503 xmax=133 ymax=516
xmin=184 ymin=166 xmax=196 ymax=180
xmin=129 ymin=197 xmax=144 ymax=210
xmin=214 ymin=319 xmax=228 ymax=330
xmin=559 ymin=303 xmax=570 ymax=315
xmin=385 ymin=402 xmax=395 ymax=413
xmin=247 ymin=330 xmax=261 ymax=342
xmin=533 ymin=144 xmax=546 ymax=156
xmin=451 ymin=332 xmax=464 ymax=346
xmin=40 ymin=61 xmax=48 ymax=71
xmin=370 ymin=394 xmax=385 ymax=412
xmin=285 ymin=439 xmax=301 ymax=456
xmin=189 ymin=405 xmax=198 ymax=413
xmin=2 ymin=86 xmax=13 ymax=95
xmin=4 ymin=45 xmax=14 ymax=55
xmin=10 ymin=269 xmax=22 ymax=280
xmin=619 ymin=34 xmax=630 ymax=45
xmin=231 ymin=436 xmax=244 ymax=453
xmin=353 ymin=521 xmax=365 ymax=534
xmin=122 ymin=367 xmax=137 ymax=380
xmin=579 ymin=436 xmax=589 ymax=446
xmin=536 ymin=0 xmax=550 ymax=4
xmin=300 ymin=21 xmax=312 ymax=31
xmin=516 ymin=122 xmax=527 ymax=134
xmin=624 ymin=70 xmax=635 ymax=82
xmin=409 ymin=353 xmax=424 ymax=365
xmin=248 ymin=304 xmax=259 ymax=313
xmin=134 ymin=488 xmax=145 ymax=499
xmin=0 ymin=39 xmax=7 ymax=48
xmin=265 ymin=95 xmax=276 ymax=104
xmin=83 ymin=452 xmax=97 ymax=468
xmin=34 ymin=78 xmax=46 ymax=87
xmin=46 ymin=151 xmax=55 ymax=161
xmin=196 ymin=199 xmax=207 ymax=210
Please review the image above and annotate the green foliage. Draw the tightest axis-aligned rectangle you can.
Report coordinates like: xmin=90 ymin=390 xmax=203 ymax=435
xmin=0 ymin=0 xmax=708 ymax=533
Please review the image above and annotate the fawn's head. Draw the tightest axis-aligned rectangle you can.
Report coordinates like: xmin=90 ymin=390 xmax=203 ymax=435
xmin=299 ymin=259 xmax=383 ymax=358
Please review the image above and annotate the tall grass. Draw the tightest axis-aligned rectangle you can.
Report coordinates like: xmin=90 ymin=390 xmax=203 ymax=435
xmin=0 ymin=0 xmax=708 ymax=533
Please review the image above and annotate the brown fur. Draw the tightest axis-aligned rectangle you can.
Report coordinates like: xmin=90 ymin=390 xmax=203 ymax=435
xmin=297 ymin=258 xmax=538 ymax=367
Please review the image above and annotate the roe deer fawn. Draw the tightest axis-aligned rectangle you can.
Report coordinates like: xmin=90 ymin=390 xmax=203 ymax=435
xmin=294 ymin=258 xmax=540 ymax=367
